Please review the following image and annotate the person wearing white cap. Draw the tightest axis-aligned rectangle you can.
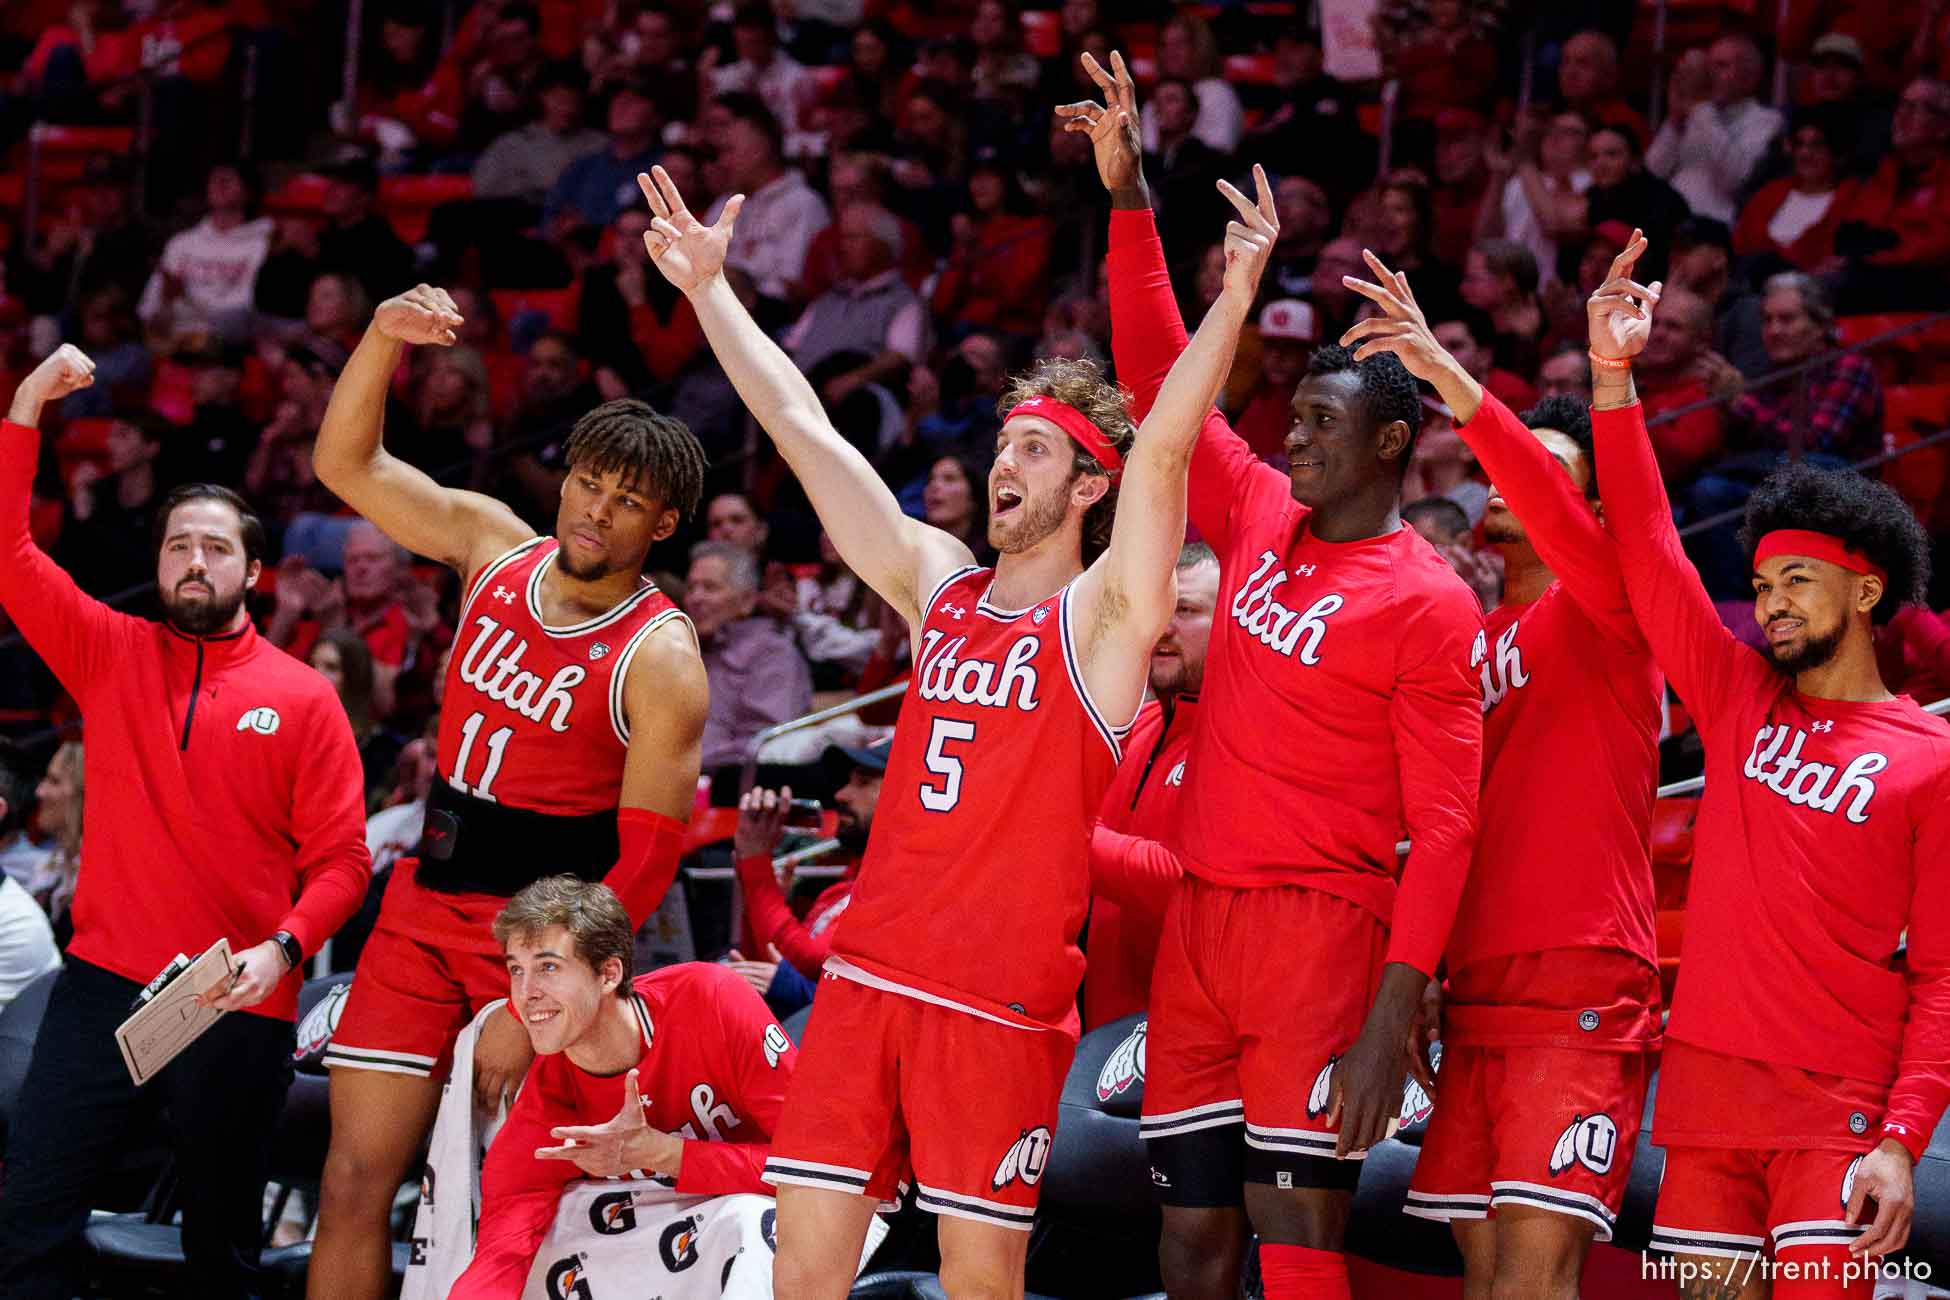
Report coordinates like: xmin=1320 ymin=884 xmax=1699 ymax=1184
xmin=1229 ymin=299 xmax=1317 ymax=465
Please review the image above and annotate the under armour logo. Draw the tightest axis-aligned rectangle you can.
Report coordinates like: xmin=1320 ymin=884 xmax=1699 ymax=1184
xmin=1296 ymin=564 xmax=1317 ymax=576
xmin=492 ymin=585 xmax=516 ymax=604
xmin=1812 ymin=720 xmax=1835 ymax=732
xmin=942 ymin=603 xmax=966 ymax=620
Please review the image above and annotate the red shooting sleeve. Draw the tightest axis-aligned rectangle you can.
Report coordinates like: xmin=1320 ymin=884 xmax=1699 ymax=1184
xmin=1087 ymin=826 xmax=1182 ymax=931
xmin=734 ymin=853 xmax=837 ymax=978
xmin=604 ymin=808 xmax=685 ymax=931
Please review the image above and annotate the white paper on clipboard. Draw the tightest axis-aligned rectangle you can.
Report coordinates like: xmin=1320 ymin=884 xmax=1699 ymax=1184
xmin=114 ymin=937 xmax=235 ymax=1086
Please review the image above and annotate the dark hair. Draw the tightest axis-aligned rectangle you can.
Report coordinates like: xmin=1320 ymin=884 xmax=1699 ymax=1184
xmin=561 ymin=398 xmax=708 ymax=528
xmin=536 ymin=59 xmax=587 ymax=96
xmin=153 ymin=484 xmax=267 ymax=567
xmin=1672 ymin=216 xmax=1734 ymax=255
xmin=1474 ymin=239 xmax=1540 ymax=295
xmin=494 ymin=876 xmax=635 ymax=996
xmin=1737 ymin=463 xmax=1931 ymax=622
xmin=1379 ymin=177 xmax=1434 ymax=256
xmin=531 ymin=327 xmax=580 ymax=357
xmin=314 ymin=629 xmax=377 ymax=736
xmin=995 ymin=357 xmax=1136 ymax=562
xmin=715 ymin=91 xmax=784 ymax=159
xmin=1439 ymin=305 xmax=1496 ymax=348
xmin=1519 ymin=394 xmax=1599 ymax=498
xmin=500 ymin=1 xmax=541 ymax=34
xmin=1789 ymin=104 xmax=1852 ymax=157
xmin=928 ymin=453 xmax=990 ymax=547
xmin=1153 ymin=75 xmax=1201 ymax=114
xmin=1303 ymin=344 xmax=1425 ymax=471
xmin=1403 ymin=495 xmax=1471 ymax=540
xmin=1592 ymin=120 xmax=1643 ymax=156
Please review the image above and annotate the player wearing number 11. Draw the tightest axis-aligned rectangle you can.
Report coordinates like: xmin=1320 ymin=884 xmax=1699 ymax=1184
xmin=303 ymin=284 xmax=711 ymax=1300
xmin=634 ymin=159 xmax=1278 ymax=1295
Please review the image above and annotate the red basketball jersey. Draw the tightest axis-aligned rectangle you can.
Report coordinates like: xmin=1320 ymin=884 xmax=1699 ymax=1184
xmin=829 ymin=566 xmax=1130 ymax=1035
xmin=436 ymin=537 xmax=689 ymax=814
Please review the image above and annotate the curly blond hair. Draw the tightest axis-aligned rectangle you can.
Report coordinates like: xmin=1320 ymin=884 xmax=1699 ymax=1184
xmin=996 ymin=357 xmax=1136 ymax=562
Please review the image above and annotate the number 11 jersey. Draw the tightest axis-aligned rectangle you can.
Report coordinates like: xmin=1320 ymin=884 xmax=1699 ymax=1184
xmin=828 ymin=565 xmax=1131 ymax=1035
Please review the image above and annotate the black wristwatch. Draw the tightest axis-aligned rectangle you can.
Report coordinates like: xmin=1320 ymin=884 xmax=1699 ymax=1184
xmin=271 ymin=930 xmax=303 ymax=971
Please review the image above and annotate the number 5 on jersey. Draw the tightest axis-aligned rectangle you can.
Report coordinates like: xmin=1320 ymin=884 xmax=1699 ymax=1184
xmin=449 ymin=710 xmax=513 ymax=801
xmin=919 ymin=717 xmax=976 ymax=812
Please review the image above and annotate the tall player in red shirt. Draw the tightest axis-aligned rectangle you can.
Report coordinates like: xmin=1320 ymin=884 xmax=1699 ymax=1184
xmin=1340 ymin=254 xmax=1663 ymax=1296
xmin=634 ymin=160 xmax=1277 ymax=1298
xmin=306 ymin=285 xmax=713 ymax=1300
xmin=1586 ymin=239 xmax=1950 ymax=1294
xmin=1074 ymin=53 xmax=1484 ymax=1300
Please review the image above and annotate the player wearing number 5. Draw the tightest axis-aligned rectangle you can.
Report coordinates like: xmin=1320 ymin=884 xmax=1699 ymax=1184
xmin=635 ymin=159 xmax=1279 ymax=1295
xmin=304 ymin=285 xmax=711 ymax=1300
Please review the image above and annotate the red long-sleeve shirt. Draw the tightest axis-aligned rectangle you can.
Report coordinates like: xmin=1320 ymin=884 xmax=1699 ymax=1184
xmin=1593 ymin=400 xmax=1950 ymax=1159
xmin=734 ymin=852 xmax=856 ymax=980
xmin=0 ymin=419 xmax=369 ymax=1021
xmin=1084 ymin=694 xmax=1195 ymax=1030
xmin=1835 ymin=153 xmax=1950 ymax=273
xmin=1106 ymin=209 xmax=1483 ymax=978
xmin=455 ymin=964 xmax=793 ymax=1299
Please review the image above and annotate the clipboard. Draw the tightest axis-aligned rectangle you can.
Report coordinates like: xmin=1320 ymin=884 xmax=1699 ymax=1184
xmin=114 ymin=938 xmax=235 ymax=1086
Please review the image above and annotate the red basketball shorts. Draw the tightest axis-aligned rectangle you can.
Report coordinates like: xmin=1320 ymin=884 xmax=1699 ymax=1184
xmin=324 ymin=860 xmax=513 ymax=1078
xmin=763 ymin=971 xmax=1072 ymax=1230
xmin=1141 ymin=876 xmax=1386 ymax=1170
xmin=1405 ymin=1042 xmax=1649 ymax=1240
xmin=1653 ymin=1145 xmax=1875 ymax=1291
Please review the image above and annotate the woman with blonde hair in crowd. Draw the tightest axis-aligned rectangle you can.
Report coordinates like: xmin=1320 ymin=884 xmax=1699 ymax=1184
xmin=1142 ymin=13 xmax=1243 ymax=154
xmin=31 ymin=743 xmax=83 ymax=949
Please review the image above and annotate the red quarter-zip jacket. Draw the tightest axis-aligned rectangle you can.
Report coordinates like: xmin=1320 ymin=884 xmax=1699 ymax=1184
xmin=2 ymin=418 xmax=370 ymax=1020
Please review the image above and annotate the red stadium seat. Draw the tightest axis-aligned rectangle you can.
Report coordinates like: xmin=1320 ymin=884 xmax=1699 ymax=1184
xmin=55 ymin=416 xmax=114 ymax=495
xmin=1222 ymin=53 xmax=1280 ymax=86
xmin=264 ymin=172 xmax=333 ymax=216
xmin=1020 ymin=10 xmax=1062 ymax=58
xmin=1836 ymin=313 xmax=1950 ymax=384
xmin=1881 ymin=383 xmax=1950 ymax=525
xmin=378 ymin=173 xmax=474 ymax=244
xmin=27 ymin=125 xmax=139 ymax=184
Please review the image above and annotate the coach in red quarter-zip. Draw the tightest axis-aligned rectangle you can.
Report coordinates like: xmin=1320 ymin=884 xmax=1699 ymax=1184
xmin=0 ymin=344 xmax=371 ymax=1300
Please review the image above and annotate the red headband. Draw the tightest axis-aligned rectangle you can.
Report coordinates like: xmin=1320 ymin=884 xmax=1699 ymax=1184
xmin=1005 ymin=396 xmax=1124 ymax=481
xmin=1753 ymin=529 xmax=1887 ymax=583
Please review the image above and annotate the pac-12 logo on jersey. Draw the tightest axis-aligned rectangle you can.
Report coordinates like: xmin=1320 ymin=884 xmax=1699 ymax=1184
xmin=1230 ymin=551 xmax=1342 ymax=665
xmin=1471 ymin=621 xmax=1530 ymax=715
xmin=1548 ymin=1113 xmax=1618 ymax=1176
xmin=992 ymin=1126 xmax=1053 ymax=1189
xmin=1096 ymin=1021 xmax=1147 ymax=1101
xmin=1741 ymin=724 xmax=1886 ymax=824
xmin=456 ymin=615 xmax=587 ymax=731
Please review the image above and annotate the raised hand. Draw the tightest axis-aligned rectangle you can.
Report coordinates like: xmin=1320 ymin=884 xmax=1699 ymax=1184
xmin=1586 ymin=229 xmax=1662 ymax=362
xmin=638 ymin=165 xmax=744 ymax=295
xmin=1337 ymin=249 xmax=1457 ymax=386
xmin=373 ymin=284 xmax=463 ymax=347
xmin=1054 ymin=50 xmax=1143 ymax=195
xmin=11 ymin=344 xmax=96 ymax=423
xmin=1215 ymin=164 xmax=1279 ymax=302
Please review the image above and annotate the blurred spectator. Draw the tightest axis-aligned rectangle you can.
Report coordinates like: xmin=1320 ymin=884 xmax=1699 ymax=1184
xmin=1240 ymin=28 xmax=1363 ymax=194
xmin=1477 ymin=109 xmax=1592 ymax=288
xmin=890 ymin=332 xmax=1010 ymax=480
xmin=1647 ymin=36 xmax=1785 ymax=223
xmin=1668 ymin=217 xmax=1769 ymax=380
xmin=1405 ymin=494 xmax=1502 ymax=609
xmin=1232 ymin=299 xmax=1317 ymax=462
xmin=1555 ymin=30 xmax=1647 ymax=141
xmin=704 ymin=94 xmax=831 ymax=312
xmin=402 ymin=345 xmax=495 ymax=481
xmin=1402 ymin=407 xmax=1488 ymax=525
xmin=689 ymin=541 xmax=812 ymax=774
xmin=1141 ymin=13 xmax=1244 ymax=156
xmin=1266 ymin=175 xmax=1333 ymax=299
xmin=800 ymin=154 xmax=932 ymax=300
xmin=0 ymin=746 xmax=51 ymax=891
xmin=969 ymin=0 xmax=1040 ymax=111
xmin=1373 ymin=176 xmax=1465 ymax=323
xmin=501 ymin=330 xmax=602 ymax=521
xmin=1802 ymin=33 xmax=1893 ymax=177
xmin=1734 ymin=110 xmax=1858 ymax=275
xmin=268 ymin=520 xmax=423 ymax=712
xmin=1631 ymin=284 xmax=1730 ymax=485
xmin=242 ymin=356 xmax=339 ymax=525
xmin=12 ymin=161 xmax=162 ymax=318
xmin=758 ymin=531 xmax=883 ymax=685
xmin=308 ymin=630 xmax=407 ymax=810
xmin=706 ymin=493 xmax=770 ymax=558
xmin=302 ymin=272 xmax=371 ymax=358
xmin=1308 ymin=237 xmax=1371 ymax=343
xmin=60 ymin=285 xmax=149 ymax=419
xmin=589 ymin=7 xmax=698 ymax=127
xmin=1825 ymin=77 xmax=1950 ymax=310
xmin=58 ymin=414 xmax=165 ymax=597
xmin=29 ymin=743 xmax=82 ymax=947
xmin=577 ymin=208 xmax=704 ymax=394
xmin=790 ymin=205 xmax=928 ymax=386
xmin=1381 ymin=0 xmax=1499 ymax=121
xmin=932 ymin=159 xmax=1053 ymax=340
xmin=1429 ymin=111 xmax=1495 ymax=266
xmin=706 ymin=2 xmax=816 ymax=139
xmin=917 ymin=454 xmax=991 ymax=560
xmin=1908 ymin=0 xmax=1950 ymax=83
xmin=137 ymin=162 xmax=273 ymax=345
xmin=345 ymin=1 xmax=461 ymax=164
xmin=887 ymin=80 xmax=968 ymax=245
xmin=1877 ymin=604 xmax=1950 ymax=705
xmin=1434 ymin=306 xmax=1539 ymax=414
xmin=472 ymin=61 xmax=607 ymax=206
xmin=1459 ymin=238 xmax=1544 ymax=376
xmin=836 ymin=18 xmax=906 ymax=136
xmin=456 ymin=0 xmax=546 ymax=156
xmin=1146 ymin=78 xmax=1233 ymax=277
xmin=314 ymin=158 xmax=416 ymax=304
xmin=1535 ymin=340 xmax=1591 ymax=398
xmin=545 ymin=80 xmax=661 ymax=233
xmin=1583 ymin=124 xmax=1691 ymax=281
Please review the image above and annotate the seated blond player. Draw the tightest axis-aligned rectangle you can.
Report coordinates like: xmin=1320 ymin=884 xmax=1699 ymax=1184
xmin=449 ymin=877 xmax=796 ymax=1298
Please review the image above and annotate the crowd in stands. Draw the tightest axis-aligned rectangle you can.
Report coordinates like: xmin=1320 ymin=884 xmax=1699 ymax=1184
xmin=3 ymin=0 xmax=1950 ymax=966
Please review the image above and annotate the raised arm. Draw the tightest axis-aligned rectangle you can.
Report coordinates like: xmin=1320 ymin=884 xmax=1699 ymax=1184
xmin=1064 ymin=50 xmax=1284 ymax=547
xmin=1340 ymin=253 xmax=1640 ymax=645
xmin=313 ymin=284 xmax=534 ymax=579
xmin=1586 ymin=234 xmax=1770 ymax=720
xmin=637 ymin=167 xmax=970 ymax=626
xmin=1073 ymin=166 xmax=1278 ymax=716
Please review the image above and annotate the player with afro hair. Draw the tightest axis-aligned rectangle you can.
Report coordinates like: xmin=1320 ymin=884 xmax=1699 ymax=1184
xmin=1738 ymin=462 xmax=1931 ymax=626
